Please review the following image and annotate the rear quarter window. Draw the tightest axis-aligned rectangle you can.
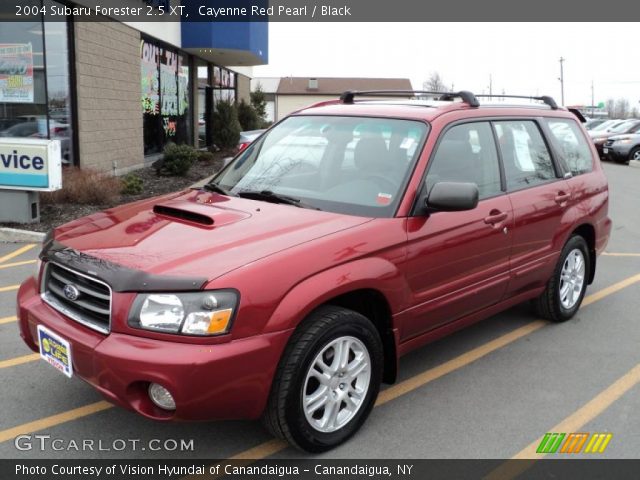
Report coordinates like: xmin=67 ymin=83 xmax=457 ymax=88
xmin=545 ymin=119 xmax=594 ymax=176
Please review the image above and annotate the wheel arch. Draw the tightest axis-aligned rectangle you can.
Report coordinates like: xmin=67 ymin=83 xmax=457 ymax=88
xmin=571 ymin=223 xmax=596 ymax=284
xmin=264 ymin=258 xmax=405 ymax=385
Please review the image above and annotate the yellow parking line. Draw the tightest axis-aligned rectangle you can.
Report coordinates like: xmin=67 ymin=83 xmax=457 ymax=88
xmin=186 ymin=272 xmax=640 ymax=468
xmin=2 ymin=271 xmax=640 ymax=462
xmin=0 ymin=401 xmax=113 ymax=444
xmin=0 ymin=260 xmax=37 ymax=270
xmin=603 ymin=252 xmax=640 ymax=257
xmin=0 ymin=244 xmax=36 ymax=264
xmin=229 ymin=438 xmax=287 ymax=460
xmin=582 ymin=272 xmax=640 ymax=307
xmin=0 ymin=285 xmax=19 ymax=293
xmin=0 ymin=353 xmax=39 ymax=369
xmin=0 ymin=316 xmax=17 ymax=325
xmin=485 ymin=363 xmax=640 ymax=480
xmin=376 ymin=320 xmax=546 ymax=406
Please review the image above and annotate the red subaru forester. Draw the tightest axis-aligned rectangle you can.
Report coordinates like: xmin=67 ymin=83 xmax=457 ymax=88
xmin=17 ymin=91 xmax=611 ymax=452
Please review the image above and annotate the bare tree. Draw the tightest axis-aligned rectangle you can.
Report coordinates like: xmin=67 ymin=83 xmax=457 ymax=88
xmin=629 ymin=106 xmax=639 ymax=119
xmin=614 ymin=98 xmax=630 ymax=118
xmin=422 ymin=72 xmax=448 ymax=92
xmin=605 ymin=98 xmax=616 ymax=118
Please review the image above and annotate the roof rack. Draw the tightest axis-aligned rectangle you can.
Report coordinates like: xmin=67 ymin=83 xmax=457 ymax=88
xmin=474 ymin=94 xmax=559 ymax=110
xmin=339 ymin=90 xmax=480 ymax=108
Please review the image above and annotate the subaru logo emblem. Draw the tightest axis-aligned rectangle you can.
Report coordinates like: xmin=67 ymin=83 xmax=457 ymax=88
xmin=63 ymin=284 xmax=80 ymax=301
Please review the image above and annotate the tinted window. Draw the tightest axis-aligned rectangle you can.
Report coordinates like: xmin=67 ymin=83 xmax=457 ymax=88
xmin=546 ymin=119 xmax=593 ymax=175
xmin=494 ymin=121 xmax=556 ymax=191
xmin=426 ymin=122 xmax=502 ymax=200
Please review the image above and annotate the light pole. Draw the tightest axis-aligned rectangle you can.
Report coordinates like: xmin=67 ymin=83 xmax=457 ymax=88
xmin=558 ymin=57 xmax=565 ymax=106
xmin=591 ymin=80 xmax=595 ymax=117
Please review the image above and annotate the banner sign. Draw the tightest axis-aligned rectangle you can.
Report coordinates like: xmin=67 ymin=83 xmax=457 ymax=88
xmin=0 ymin=43 xmax=34 ymax=103
xmin=0 ymin=138 xmax=62 ymax=191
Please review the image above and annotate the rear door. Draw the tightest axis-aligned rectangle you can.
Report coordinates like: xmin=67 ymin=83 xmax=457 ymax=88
xmin=403 ymin=121 xmax=513 ymax=339
xmin=494 ymin=119 xmax=571 ymax=296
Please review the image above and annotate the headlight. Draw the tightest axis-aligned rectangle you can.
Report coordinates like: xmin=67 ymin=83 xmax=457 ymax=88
xmin=593 ymin=138 xmax=607 ymax=144
xmin=129 ymin=290 xmax=238 ymax=336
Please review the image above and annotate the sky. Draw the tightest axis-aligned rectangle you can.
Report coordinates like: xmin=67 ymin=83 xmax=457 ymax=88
xmin=253 ymin=22 xmax=640 ymax=108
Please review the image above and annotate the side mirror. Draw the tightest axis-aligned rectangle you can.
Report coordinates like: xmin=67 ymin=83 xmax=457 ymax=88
xmin=426 ymin=181 xmax=479 ymax=212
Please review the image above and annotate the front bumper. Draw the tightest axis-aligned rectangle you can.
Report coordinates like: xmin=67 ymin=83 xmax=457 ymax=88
xmin=602 ymin=143 xmax=632 ymax=162
xmin=17 ymin=277 xmax=292 ymax=421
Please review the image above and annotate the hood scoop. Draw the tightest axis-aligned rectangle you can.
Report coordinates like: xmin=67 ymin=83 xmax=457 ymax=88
xmin=153 ymin=204 xmax=214 ymax=226
xmin=152 ymin=199 xmax=251 ymax=228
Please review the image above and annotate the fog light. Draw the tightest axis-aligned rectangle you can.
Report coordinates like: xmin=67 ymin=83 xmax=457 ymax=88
xmin=148 ymin=383 xmax=176 ymax=411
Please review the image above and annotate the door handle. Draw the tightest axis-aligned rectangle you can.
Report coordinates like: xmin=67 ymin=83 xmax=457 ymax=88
xmin=555 ymin=191 xmax=571 ymax=204
xmin=484 ymin=210 xmax=508 ymax=225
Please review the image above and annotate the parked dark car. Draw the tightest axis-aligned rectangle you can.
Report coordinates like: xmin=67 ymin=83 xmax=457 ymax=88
xmin=589 ymin=119 xmax=640 ymax=158
xmin=18 ymin=90 xmax=611 ymax=452
xmin=603 ymin=133 xmax=640 ymax=164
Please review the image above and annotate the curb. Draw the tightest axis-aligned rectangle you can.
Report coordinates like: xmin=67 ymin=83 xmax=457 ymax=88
xmin=0 ymin=227 xmax=45 ymax=243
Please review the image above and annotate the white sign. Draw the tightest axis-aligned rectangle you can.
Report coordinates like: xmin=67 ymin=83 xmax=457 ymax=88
xmin=0 ymin=138 xmax=62 ymax=191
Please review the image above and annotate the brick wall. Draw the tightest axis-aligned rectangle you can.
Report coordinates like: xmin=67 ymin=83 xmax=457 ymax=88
xmin=74 ymin=22 xmax=143 ymax=174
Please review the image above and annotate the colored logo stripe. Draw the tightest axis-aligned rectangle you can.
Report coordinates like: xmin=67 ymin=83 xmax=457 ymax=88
xmin=584 ymin=433 xmax=613 ymax=453
xmin=560 ymin=433 xmax=589 ymax=453
xmin=537 ymin=432 xmax=613 ymax=454
xmin=536 ymin=433 xmax=565 ymax=453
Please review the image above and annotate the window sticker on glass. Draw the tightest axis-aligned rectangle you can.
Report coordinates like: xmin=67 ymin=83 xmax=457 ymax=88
xmin=376 ymin=193 xmax=393 ymax=205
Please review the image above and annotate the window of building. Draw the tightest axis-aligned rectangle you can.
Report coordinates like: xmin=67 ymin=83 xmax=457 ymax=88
xmin=141 ymin=37 xmax=192 ymax=156
xmin=213 ymin=66 xmax=236 ymax=103
xmin=0 ymin=1 xmax=74 ymax=164
xmin=426 ymin=122 xmax=502 ymax=200
xmin=494 ymin=120 xmax=556 ymax=191
xmin=545 ymin=119 xmax=593 ymax=175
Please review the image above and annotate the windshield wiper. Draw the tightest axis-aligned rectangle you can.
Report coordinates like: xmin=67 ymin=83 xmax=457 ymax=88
xmin=202 ymin=182 xmax=232 ymax=196
xmin=237 ymin=190 xmax=320 ymax=210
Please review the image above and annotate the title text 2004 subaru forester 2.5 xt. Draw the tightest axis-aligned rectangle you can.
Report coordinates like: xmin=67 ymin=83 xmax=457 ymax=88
xmin=18 ymin=91 xmax=611 ymax=452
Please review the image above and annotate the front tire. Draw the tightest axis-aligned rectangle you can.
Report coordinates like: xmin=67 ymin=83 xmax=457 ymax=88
xmin=534 ymin=235 xmax=590 ymax=322
xmin=627 ymin=147 xmax=640 ymax=164
xmin=262 ymin=306 xmax=383 ymax=452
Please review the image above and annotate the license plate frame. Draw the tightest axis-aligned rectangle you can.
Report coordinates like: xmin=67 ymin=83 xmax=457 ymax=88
xmin=37 ymin=325 xmax=73 ymax=378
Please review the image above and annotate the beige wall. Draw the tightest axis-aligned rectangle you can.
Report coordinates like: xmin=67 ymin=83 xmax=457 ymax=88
xmin=275 ymin=95 xmax=337 ymax=121
xmin=236 ymin=74 xmax=251 ymax=104
xmin=74 ymin=22 xmax=144 ymax=174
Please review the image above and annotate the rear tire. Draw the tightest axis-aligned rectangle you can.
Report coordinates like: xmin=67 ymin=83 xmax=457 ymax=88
xmin=262 ymin=306 xmax=383 ymax=453
xmin=534 ymin=235 xmax=590 ymax=322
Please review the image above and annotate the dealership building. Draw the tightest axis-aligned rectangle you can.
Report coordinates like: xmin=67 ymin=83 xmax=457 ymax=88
xmin=0 ymin=1 xmax=268 ymax=174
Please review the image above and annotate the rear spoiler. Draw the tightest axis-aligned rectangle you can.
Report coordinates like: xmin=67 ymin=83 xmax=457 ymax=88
xmin=568 ymin=108 xmax=587 ymax=123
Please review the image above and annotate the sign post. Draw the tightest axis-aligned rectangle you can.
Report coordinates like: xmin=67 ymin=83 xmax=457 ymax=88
xmin=0 ymin=138 xmax=62 ymax=223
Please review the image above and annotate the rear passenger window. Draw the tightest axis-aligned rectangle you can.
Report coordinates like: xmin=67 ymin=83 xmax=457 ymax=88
xmin=546 ymin=119 xmax=593 ymax=175
xmin=426 ymin=122 xmax=502 ymax=200
xmin=494 ymin=121 xmax=556 ymax=191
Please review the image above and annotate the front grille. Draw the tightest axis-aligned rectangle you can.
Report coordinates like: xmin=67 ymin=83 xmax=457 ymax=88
xmin=42 ymin=262 xmax=112 ymax=334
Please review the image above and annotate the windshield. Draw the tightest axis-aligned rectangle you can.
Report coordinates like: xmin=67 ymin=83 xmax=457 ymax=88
xmin=591 ymin=121 xmax=610 ymax=131
xmin=610 ymin=121 xmax=638 ymax=133
xmin=211 ymin=115 xmax=428 ymax=217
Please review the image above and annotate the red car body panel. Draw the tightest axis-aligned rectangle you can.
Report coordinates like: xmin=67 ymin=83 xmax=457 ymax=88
xmin=17 ymin=101 xmax=611 ymax=421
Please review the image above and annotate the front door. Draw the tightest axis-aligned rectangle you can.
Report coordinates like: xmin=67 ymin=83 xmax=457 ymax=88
xmin=403 ymin=121 xmax=512 ymax=340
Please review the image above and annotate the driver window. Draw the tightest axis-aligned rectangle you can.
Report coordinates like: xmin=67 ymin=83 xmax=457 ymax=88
xmin=426 ymin=122 xmax=502 ymax=200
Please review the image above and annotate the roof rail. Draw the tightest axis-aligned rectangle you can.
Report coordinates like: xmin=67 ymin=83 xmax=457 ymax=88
xmin=474 ymin=94 xmax=559 ymax=110
xmin=339 ymin=90 xmax=480 ymax=108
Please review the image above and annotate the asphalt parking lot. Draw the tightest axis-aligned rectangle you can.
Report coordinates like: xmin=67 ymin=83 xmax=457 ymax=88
xmin=0 ymin=161 xmax=639 ymax=463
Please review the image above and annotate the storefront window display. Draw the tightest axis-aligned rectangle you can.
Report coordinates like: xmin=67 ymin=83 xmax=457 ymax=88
xmin=141 ymin=37 xmax=191 ymax=156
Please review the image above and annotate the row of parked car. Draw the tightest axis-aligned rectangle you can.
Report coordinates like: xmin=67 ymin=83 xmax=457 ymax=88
xmin=584 ymin=118 xmax=640 ymax=164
